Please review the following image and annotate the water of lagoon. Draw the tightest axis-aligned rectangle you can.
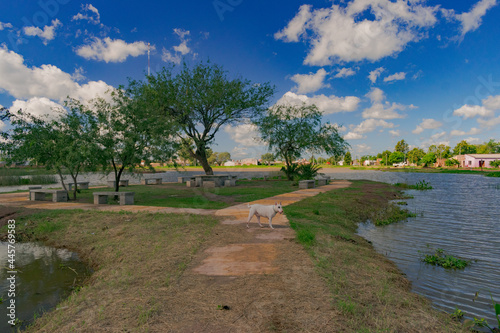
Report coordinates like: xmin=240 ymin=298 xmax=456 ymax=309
xmin=0 ymin=242 xmax=90 ymax=332
xmin=329 ymin=171 xmax=500 ymax=325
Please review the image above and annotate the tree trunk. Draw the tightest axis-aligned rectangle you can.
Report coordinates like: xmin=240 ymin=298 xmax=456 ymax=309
xmin=70 ymin=173 xmax=78 ymax=201
xmin=199 ymin=157 xmax=213 ymax=175
xmin=57 ymin=168 xmax=68 ymax=191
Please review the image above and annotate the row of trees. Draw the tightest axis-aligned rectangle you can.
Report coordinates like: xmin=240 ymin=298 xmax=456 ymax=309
xmin=1 ymin=61 xmax=349 ymax=193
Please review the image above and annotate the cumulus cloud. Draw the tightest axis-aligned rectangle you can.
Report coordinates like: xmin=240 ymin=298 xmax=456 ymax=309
xmin=482 ymin=94 xmax=500 ymax=110
xmin=455 ymin=0 xmax=497 ymax=38
xmin=0 ymin=21 xmax=13 ymax=30
xmin=9 ymin=97 xmax=64 ymax=120
xmin=477 ymin=115 xmax=500 ymax=128
xmin=224 ymin=123 xmax=263 ymax=147
xmin=450 ymin=127 xmax=481 ymax=136
xmin=290 ymin=68 xmax=329 ymax=94
xmin=344 ymin=132 xmax=365 ymax=140
xmin=384 ymin=72 xmax=406 ymax=82
xmin=76 ymin=37 xmax=150 ymax=63
xmin=453 ymin=105 xmax=493 ymax=119
xmin=412 ymin=118 xmax=443 ymax=134
xmin=389 ymin=130 xmax=400 ymax=137
xmin=275 ymin=1 xmax=438 ymax=64
xmin=362 ymin=88 xmax=411 ymax=119
xmin=72 ymin=4 xmax=101 ymax=25
xmin=345 ymin=118 xmax=395 ymax=140
xmin=0 ymin=46 xmax=114 ymax=118
xmin=23 ymin=19 xmax=62 ymax=45
xmin=368 ymin=67 xmax=385 ymax=83
xmin=162 ymin=29 xmax=193 ymax=64
xmin=334 ymin=67 xmax=357 ymax=78
xmin=276 ymin=91 xmax=360 ymax=115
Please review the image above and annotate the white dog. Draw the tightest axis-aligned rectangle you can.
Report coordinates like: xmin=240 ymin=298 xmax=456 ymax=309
xmin=246 ymin=202 xmax=284 ymax=229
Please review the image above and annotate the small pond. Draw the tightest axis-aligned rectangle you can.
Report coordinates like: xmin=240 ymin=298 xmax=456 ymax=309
xmin=351 ymin=172 xmax=500 ymax=325
xmin=0 ymin=242 xmax=90 ymax=331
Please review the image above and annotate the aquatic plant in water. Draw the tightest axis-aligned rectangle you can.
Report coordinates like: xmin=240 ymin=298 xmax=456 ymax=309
xmin=464 ymin=293 xmax=500 ymax=332
xmin=421 ymin=248 xmax=470 ymax=269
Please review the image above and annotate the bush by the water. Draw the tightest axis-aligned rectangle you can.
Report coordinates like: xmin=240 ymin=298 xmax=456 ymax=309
xmin=422 ymin=248 xmax=470 ymax=269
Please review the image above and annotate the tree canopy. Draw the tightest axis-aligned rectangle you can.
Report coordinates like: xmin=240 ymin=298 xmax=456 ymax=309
xmin=135 ymin=61 xmax=275 ymax=175
xmin=255 ymin=103 xmax=349 ymax=179
xmin=394 ymin=139 xmax=409 ymax=154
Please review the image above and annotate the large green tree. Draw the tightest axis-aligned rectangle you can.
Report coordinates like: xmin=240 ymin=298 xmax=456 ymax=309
xmin=429 ymin=144 xmax=451 ymax=158
xmin=255 ymin=103 xmax=348 ymax=180
xmin=344 ymin=151 xmax=352 ymax=166
xmin=136 ymin=61 xmax=275 ymax=175
xmin=2 ymin=106 xmax=98 ymax=199
xmin=88 ymin=88 xmax=179 ymax=192
xmin=407 ymin=147 xmax=425 ymax=165
xmin=453 ymin=140 xmax=477 ymax=155
xmin=261 ymin=153 xmax=275 ymax=165
xmin=476 ymin=139 xmax=500 ymax=154
xmin=395 ymin=139 xmax=409 ymax=154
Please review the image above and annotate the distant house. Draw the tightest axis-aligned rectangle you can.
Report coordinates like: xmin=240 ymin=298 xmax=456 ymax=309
xmin=461 ymin=154 xmax=500 ymax=168
xmin=223 ymin=160 xmax=238 ymax=166
xmin=363 ymin=160 xmax=377 ymax=166
xmin=240 ymin=158 xmax=258 ymax=166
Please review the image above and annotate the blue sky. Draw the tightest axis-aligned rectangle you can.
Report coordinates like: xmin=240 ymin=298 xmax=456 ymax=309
xmin=1 ymin=0 xmax=500 ymax=160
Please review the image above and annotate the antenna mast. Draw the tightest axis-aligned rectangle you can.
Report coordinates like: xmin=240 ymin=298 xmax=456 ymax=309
xmin=148 ymin=42 xmax=151 ymax=76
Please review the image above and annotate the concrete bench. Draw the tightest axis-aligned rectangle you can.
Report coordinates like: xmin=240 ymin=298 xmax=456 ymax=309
xmin=317 ymin=179 xmax=328 ymax=186
xmin=178 ymin=176 xmax=193 ymax=183
xmin=224 ymin=179 xmax=236 ymax=187
xmin=299 ymin=180 xmax=315 ymax=189
xmin=107 ymin=180 xmax=129 ymax=187
xmin=203 ymin=180 xmax=218 ymax=188
xmin=141 ymin=177 xmax=162 ymax=185
xmin=93 ymin=192 xmax=134 ymax=205
xmin=28 ymin=185 xmax=42 ymax=190
xmin=68 ymin=182 xmax=90 ymax=190
xmin=186 ymin=180 xmax=197 ymax=187
xmin=30 ymin=189 xmax=68 ymax=202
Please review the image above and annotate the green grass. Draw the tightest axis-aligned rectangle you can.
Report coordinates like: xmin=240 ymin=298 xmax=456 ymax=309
xmin=0 ymin=174 xmax=58 ymax=186
xmin=485 ymin=172 xmax=500 ymax=177
xmin=69 ymin=180 xmax=297 ymax=209
xmin=284 ymin=180 xmax=463 ymax=332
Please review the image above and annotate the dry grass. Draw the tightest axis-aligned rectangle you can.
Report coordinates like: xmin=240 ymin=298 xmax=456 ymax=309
xmin=11 ymin=209 xmax=219 ymax=332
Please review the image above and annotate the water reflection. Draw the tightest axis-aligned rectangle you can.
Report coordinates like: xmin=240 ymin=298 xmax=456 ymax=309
xmin=352 ymin=172 xmax=500 ymax=324
xmin=0 ymin=242 xmax=89 ymax=331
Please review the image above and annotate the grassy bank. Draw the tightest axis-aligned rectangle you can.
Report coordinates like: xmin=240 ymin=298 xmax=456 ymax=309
xmin=285 ymin=180 xmax=463 ymax=332
xmin=5 ymin=209 xmax=220 ymax=332
xmin=62 ymin=180 xmax=297 ymax=209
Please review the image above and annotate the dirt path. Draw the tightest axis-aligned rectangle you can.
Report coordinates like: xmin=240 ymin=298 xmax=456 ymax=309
xmin=150 ymin=181 xmax=351 ymax=332
xmin=0 ymin=181 xmax=352 ymax=332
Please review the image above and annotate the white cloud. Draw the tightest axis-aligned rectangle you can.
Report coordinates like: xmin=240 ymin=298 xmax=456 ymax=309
xmin=355 ymin=143 xmax=371 ymax=154
xmin=368 ymin=67 xmax=385 ymax=83
xmin=76 ymin=37 xmax=150 ymax=63
xmin=162 ymin=29 xmax=193 ymax=64
xmin=482 ymin=94 xmax=500 ymax=110
xmin=9 ymin=97 xmax=63 ymax=120
xmin=0 ymin=22 xmax=13 ymax=30
xmin=274 ymin=4 xmax=312 ymax=42
xmin=290 ymin=68 xmax=329 ymax=94
xmin=0 ymin=46 xmax=114 ymax=119
xmin=224 ymin=123 xmax=263 ymax=147
xmin=389 ymin=130 xmax=400 ymax=137
xmin=344 ymin=132 xmax=365 ymax=140
xmin=276 ymin=91 xmax=360 ymax=115
xmin=72 ymin=4 xmax=101 ymax=24
xmin=464 ymin=137 xmax=481 ymax=144
xmin=362 ymin=88 xmax=409 ymax=119
xmin=455 ymin=0 xmax=497 ymax=38
xmin=71 ymin=66 xmax=86 ymax=82
xmin=450 ymin=127 xmax=481 ymax=136
xmin=477 ymin=115 xmax=500 ymax=128
xmin=334 ymin=67 xmax=357 ymax=78
xmin=275 ymin=1 xmax=438 ymax=64
xmin=384 ymin=72 xmax=406 ymax=82
xmin=23 ymin=19 xmax=62 ymax=45
xmin=412 ymin=118 xmax=443 ymax=134
xmin=231 ymin=146 xmax=250 ymax=159
xmin=453 ymin=104 xmax=493 ymax=119
xmin=346 ymin=118 xmax=395 ymax=140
